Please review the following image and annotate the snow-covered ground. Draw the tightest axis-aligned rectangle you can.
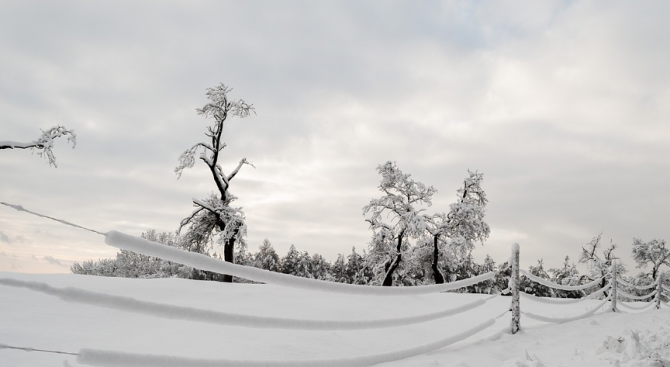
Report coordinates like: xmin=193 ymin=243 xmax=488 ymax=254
xmin=1 ymin=272 xmax=669 ymax=367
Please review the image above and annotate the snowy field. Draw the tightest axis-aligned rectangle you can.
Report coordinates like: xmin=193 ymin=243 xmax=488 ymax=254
xmin=1 ymin=272 xmax=670 ymax=367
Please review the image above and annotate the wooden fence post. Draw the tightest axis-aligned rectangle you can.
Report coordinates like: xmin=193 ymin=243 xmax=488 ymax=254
xmin=610 ymin=259 xmax=617 ymax=312
xmin=511 ymin=243 xmax=520 ymax=334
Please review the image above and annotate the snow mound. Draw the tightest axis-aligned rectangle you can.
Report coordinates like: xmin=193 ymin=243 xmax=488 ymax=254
xmin=596 ymin=326 xmax=670 ymax=367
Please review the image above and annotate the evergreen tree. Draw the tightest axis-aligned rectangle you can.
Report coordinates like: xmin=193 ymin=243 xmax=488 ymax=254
xmin=281 ymin=245 xmax=301 ymax=275
xmin=521 ymin=259 xmax=554 ymax=297
xmin=254 ymin=238 xmax=281 ymax=272
xmin=331 ymin=254 xmax=347 ymax=283
xmin=549 ymin=256 xmax=585 ymax=298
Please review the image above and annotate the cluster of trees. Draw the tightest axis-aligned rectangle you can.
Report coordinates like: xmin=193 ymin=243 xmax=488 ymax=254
xmin=519 ymin=233 xmax=670 ymax=302
xmin=62 ymin=83 xmax=670 ymax=298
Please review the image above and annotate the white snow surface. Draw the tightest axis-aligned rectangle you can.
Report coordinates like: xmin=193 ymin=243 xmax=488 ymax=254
xmin=2 ymin=272 xmax=670 ymax=367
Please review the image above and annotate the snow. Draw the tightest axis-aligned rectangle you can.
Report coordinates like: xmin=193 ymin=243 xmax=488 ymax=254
xmin=2 ymin=272 xmax=670 ymax=367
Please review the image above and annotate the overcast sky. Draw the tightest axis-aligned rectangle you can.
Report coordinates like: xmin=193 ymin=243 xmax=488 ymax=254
xmin=1 ymin=0 xmax=669 ymax=275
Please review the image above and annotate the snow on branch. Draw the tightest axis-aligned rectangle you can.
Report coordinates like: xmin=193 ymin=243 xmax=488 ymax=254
xmin=0 ymin=125 xmax=77 ymax=167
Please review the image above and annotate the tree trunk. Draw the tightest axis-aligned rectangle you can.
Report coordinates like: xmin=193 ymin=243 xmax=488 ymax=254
xmin=432 ymin=235 xmax=445 ymax=284
xmin=382 ymin=231 xmax=405 ymax=286
xmin=382 ymin=254 xmax=401 ymax=286
xmin=219 ymin=222 xmax=237 ymax=283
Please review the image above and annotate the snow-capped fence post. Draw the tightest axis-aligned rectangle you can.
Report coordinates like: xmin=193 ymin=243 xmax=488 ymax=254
xmin=510 ymin=243 xmax=520 ymax=334
xmin=656 ymin=273 xmax=663 ymax=310
xmin=610 ymin=259 xmax=617 ymax=312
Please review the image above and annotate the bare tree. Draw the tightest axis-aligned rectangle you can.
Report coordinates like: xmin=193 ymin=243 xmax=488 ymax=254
xmin=363 ymin=161 xmax=436 ymax=286
xmin=1 ymin=125 xmax=76 ymax=167
xmin=579 ymin=233 xmax=624 ymax=291
xmin=175 ymin=83 xmax=255 ymax=283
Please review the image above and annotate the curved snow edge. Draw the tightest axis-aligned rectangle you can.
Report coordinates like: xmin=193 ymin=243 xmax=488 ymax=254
xmin=104 ymin=230 xmax=496 ymax=295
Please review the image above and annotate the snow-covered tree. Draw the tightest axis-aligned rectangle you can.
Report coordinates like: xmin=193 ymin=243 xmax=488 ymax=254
xmin=254 ymin=238 xmax=281 ymax=273
xmin=281 ymin=245 xmax=301 ymax=275
xmin=631 ymin=238 xmax=670 ymax=280
xmin=331 ymin=254 xmax=347 ymax=283
xmin=521 ymin=259 xmax=554 ymax=297
xmin=363 ymin=161 xmax=436 ymax=286
xmin=549 ymin=256 xmax=587 ymax=298
xmin=70 ymin=229 xmax=191 ymax=279
xmin=443 ymin=170 xmax=489 ymax=261
xmin=310 ymin=253 xmax=332 ymax=281
xmin=579 ymin=233 xmax=625 ymax=291
xmin=175 ymin=83 xmax=254 ymax=283
xmin=1 ymin=125 xmax=76 ymax=167
xmin=346 ymin=247 xmax=370 ymax=284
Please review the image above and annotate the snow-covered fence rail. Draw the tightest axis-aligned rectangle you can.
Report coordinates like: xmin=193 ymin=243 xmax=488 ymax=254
xmin=3 ymin=202 xmax=661 ymax=367
xmin=105 ymin=231 xmax=497 ymax=296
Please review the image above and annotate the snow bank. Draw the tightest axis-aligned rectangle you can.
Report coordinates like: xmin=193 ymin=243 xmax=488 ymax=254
xmin=0 ymin=277 xmax=491 ymax=330
xmin=596 ymin=327 xmax=670 ymax=366
xmin=105 ymin=230 xmax=496 ymax=295
xmin=77 ymin=318 xmax=495 ymax=367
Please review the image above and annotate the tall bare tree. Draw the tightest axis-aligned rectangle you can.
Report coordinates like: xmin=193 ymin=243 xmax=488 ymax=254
xmin=175 ymin=83 xmax=255 ymax=282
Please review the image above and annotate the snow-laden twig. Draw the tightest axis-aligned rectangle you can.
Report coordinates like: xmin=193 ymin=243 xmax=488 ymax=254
xmin=76 ymin=318 xmax=496 ymax=367
xmin=105 ymin=230 xmax=497 ymax=296
xmin=521 ymin=298 xmax=610 ymax=324
xmin=520 ymin=269 xmax=604 ymax=291
xmin=0 ymin=277 xmax=495 ymax=330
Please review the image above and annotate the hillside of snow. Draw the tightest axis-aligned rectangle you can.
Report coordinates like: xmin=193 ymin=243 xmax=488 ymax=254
xmin=1 ymin=272 xmax=669 ymax=367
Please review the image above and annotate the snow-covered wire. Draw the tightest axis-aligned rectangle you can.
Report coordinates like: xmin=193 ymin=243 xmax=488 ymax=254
xmin=519 ymin=284 xmax=609 ymax=305
xmin=105 ymin=230 xmax=497 ymax=295
xmin=616 ymin=288 xmax=656 ymax=301
xmin=0 ymin=278 xmax=494 ymax=330
xmin=617 ymin=301 xmax=655 ymax=311
xmin=519 ymin=270 xmax=603 ymax=291
xmin=521 ymin=298 xmax=610 ymax=324
xmin=0 ymin=202 xmax=105 ymax=236
xmin=616 ymin=277 xmax=656 ymax=291
xmin=0 ymin=343 xmax=78 ymax=356
xmin=76 ymin=318 xmax=496 ymax=367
